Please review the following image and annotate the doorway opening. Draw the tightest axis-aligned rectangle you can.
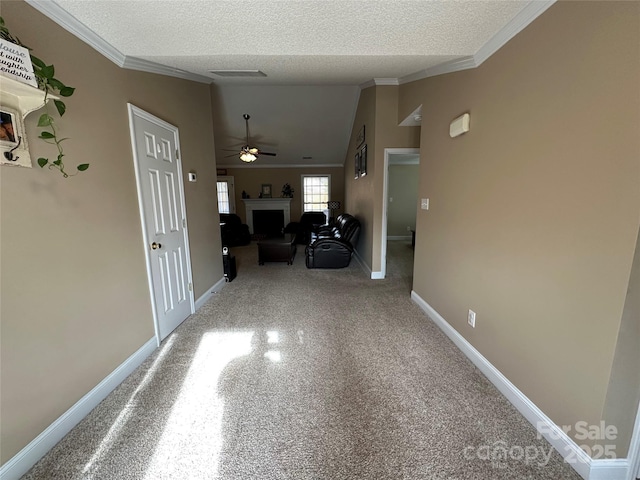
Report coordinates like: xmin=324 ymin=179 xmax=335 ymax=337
xmin=380 ymin=148 xmax=420 ymax=280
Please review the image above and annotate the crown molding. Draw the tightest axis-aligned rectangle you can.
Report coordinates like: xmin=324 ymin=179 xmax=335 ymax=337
xmin=374 ymin=78 xmax=400 ymax=86
xmin=25 ymin=0 xmax=211 ymax=84
xmin=399 ymin=56 xmax=477 ymax=85
xmin=122 ymin=57 xmax=212 ymax=83
xmin=217 ymin=163 xmax=344 ymax=169
xmin=373 ymin=0 xmax=557 ymax=87
xmin=475 ymin=0 xmax=556 ymax=66
xmin=26 ymin=0 xmax=126 ymax=66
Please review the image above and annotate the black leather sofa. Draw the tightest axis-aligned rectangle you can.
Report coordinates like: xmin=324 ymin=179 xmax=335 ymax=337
xmin=284 ymin=212 xmax=327 ymax=244
xmin=305 ymin=213 xmax=360 ymax=268
xmin=220 ymin=213 xmax=251 ymax=247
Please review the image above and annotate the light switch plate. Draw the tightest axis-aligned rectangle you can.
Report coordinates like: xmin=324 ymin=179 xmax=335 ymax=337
xmin=188 ymin=172 xmax=197 ymax=182
xmin=421 ymin=198 xmax=429 ymax=210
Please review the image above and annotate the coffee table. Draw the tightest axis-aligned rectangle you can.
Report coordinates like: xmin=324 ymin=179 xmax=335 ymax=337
xmin=257 ymin=234 xmax=297 ymax=265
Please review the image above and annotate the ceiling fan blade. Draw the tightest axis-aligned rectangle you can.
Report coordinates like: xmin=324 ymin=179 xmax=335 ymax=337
xmin=259 ymin=151 xmax=277 ymax=156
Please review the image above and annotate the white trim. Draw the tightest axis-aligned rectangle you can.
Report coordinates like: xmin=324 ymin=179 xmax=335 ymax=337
xmin=216 ymin=163 xmax=344 ymax=169
xmin=474 ymin=0 xmax=556 ymax=67
xmin=242 ymin=198 xmax=292 ymax=234
xmin=25 ymin=0 xmax=126 ymax=67
xmin=24 ymin=1 xmax=211 ymax=84
xmin=409 ymin=291 xmax=634 ymax=480
xmin=122 ymin=56 xmax=211 ymax=83
xmin=371 ymin=271 xmax=385 ymax=280
xmin=401 ymin=1 xmax=557 ymax=86
xmin=27 ymin=0 xmax=555 ymax=88
xmin=194 ymin=277 xmax=226 ymax=311
xmin=0 ymin=338 xmax=156 ymax=480
xmin=381 ymin=148 xmax=420 ymax=281
xmin=627 ymin=400 xmax=640 ymax=480
xmin=300 ymin=173 xmax=331 ymax=218
xmin=127 ymin=104 xmax=196 ymax=345
xmin=400 ymin=56 xmax=477 ymax=85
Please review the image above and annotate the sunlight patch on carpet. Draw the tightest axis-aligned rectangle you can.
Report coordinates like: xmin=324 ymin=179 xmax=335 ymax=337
xmin=142 ymin=331 xmax=254 ymax=479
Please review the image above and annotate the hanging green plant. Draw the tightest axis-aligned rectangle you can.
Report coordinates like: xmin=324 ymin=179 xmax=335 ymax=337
xmin=0 ymin=16 xmax=88 ymax=177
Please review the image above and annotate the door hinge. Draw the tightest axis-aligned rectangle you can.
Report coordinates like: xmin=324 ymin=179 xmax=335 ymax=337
xmin=188 ymin=282 xmax=193 ymax=291
xmin=182 ymin=218 xmax=187 ymax=228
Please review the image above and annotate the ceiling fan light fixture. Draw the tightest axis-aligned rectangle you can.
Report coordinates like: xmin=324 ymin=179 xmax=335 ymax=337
xmin=240 ymin=152 xmax=257 ymax=163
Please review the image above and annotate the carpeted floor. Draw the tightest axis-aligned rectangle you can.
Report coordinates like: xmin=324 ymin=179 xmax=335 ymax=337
xmin=22 ymin=240 xmax=580 ymax=479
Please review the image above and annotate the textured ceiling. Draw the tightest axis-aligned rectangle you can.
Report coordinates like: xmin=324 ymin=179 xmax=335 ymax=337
xmin=28 ymin=0 xmax=554 ymax=167
xmin=51 ymin=0 xmax=535 ymax=85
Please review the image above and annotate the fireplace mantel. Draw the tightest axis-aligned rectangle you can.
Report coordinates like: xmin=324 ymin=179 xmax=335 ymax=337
xmin=242 ymin=198 xmax=292 ymax=234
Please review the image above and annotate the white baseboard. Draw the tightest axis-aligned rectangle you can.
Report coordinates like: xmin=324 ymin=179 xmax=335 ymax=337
xmin=194 ymin=277 xmax=226 ymax=311
xmin=410 ymin=291 xmax=633 ymax=480
xmin=352 ymin=249 xmax=385 ymax=279
xmin=0 ymin=338 xmax=157 ymax=480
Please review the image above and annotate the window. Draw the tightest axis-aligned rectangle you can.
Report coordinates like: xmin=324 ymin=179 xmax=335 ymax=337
xmin=302 ymin=175 xmax=330 ymax=212
xmin=216 ymin=181 xmax=230 ymax=214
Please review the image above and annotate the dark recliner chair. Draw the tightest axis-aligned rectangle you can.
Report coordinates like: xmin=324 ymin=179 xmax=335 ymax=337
xmin=220 ymin=213 xmax=251 ymax=247
xmin=305 ymin=213 xmax=360 ymax=268
xmin=284 ymin=212 xmax=327 ymax=244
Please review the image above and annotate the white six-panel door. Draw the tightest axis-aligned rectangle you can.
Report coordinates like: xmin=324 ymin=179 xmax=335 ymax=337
xmin=128 ymin=104 xmax=194 ymax=342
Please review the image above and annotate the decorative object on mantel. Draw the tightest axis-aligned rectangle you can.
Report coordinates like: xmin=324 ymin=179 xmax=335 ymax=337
xmin=0 ymin=16 xmax=88 ymax=177
xmin=261 ymin=183 xmax=272 ymax=198
xmin=281 ymin=183 xmax=294 ymax=198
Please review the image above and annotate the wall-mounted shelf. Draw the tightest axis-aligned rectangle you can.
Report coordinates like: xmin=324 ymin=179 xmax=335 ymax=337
xmin=0 ymin=74 xmax=57 ymax=168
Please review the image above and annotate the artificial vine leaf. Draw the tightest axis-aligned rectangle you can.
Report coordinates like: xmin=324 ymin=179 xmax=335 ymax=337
xmin=41 ymin=64 xmax=55 ymax=79
xmin=37 ymin=114 xmax=52 ymax=127
xmin=54 ymin=100 xmax=66 ymax=117
xmin=59 ymin=86 xmax=75 ymax=97
xmin=77 ymin=164 xmax=89 ymax=171
xmin=37 ymin=158 xmax=48 ymax=168
xmin=39 ymin=131 xmax=55 ymax=139
xmin=53 ymin=159 xmax=61 ymax=166
xmin=48 ymin=78 xmax=64 ymax=90
xmin=30 ymin=55 xmax=46 ymax=69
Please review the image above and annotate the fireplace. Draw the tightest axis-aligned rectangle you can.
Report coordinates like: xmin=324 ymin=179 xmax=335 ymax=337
xmin=253 ymin=210 xmax=285 ymax=236
xmin=242 ymin=198 xmax=292 ymax=234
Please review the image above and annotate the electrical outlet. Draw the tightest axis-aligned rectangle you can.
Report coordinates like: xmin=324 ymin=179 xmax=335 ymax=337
xmin=468 ymin=309 xmax=476 ymax=328
xmin=406 ymin=226 xmax=411 ymax=231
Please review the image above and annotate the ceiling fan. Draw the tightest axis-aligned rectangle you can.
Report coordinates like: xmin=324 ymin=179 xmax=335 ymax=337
xmin=225 ymin=114 xmax=276 ymax=163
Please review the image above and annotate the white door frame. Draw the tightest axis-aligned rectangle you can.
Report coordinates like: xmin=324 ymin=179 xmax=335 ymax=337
xmin=380 ymin=148 xmax=420 ymax=279
xmin=128 ymin=104 xmax=195 ymax=346
xmin=628 ymin=400 xmax=640 ymax=480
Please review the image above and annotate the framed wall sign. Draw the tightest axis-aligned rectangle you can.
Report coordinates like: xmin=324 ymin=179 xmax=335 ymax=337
xmin=359 ymin=144 xmax=367 ymax=177
xmin=356 ymin=125 xmax=365 ymax=149
xmin=261 ymin=183 xmax=272 ymax=198
xmin=354 ymin=151 xmax=360 ymax=179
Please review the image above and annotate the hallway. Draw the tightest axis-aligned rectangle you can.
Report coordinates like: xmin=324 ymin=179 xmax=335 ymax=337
xmin=22 ymin=242 xmax=579 ymax=479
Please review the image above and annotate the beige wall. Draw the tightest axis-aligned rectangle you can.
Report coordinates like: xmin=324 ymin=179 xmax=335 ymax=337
xmin=387 ymin=164 xmax=419 ymax=237
xmin=344 ymin=86 xmax=420 ymax=272
xmin=220 ymin=166 xmax=344 ymax=225
xmin=0 ymin=1 xmax=222 ymax=463
xmin=395 ymin=1 xmax=639 ymax=454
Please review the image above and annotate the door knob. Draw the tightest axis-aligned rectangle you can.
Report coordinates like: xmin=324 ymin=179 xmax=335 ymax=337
xmin=151 ymin=242 xmax=162 ymax=250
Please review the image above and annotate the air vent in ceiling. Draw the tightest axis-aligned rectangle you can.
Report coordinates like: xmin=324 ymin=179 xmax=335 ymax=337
xmin=208 ymin=70 xmax=267 ymax=78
